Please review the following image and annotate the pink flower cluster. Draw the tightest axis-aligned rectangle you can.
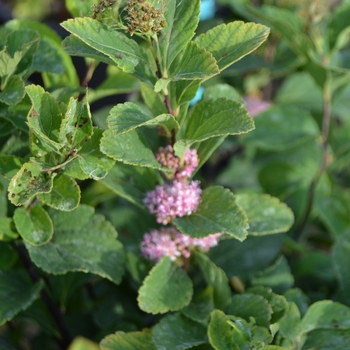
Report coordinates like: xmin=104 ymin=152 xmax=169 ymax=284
xmin=143 ymin=180 xmax=202 ymax=224
xmin=141 ymin=227 xmax=221 ymax=262
xmin=155 ymin=146 xmax=199 ymax=180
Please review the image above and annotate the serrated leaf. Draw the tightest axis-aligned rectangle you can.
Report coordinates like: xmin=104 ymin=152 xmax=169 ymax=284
xmin=159 ymin=0 xmax=200 ymax=69
xmin=37 ymin=174 xmax=80 ymax=211
xmin=242 ymin=106 xmax=319 ymax=150
xmin=0 ymin=269 xmax=43 ymax=326
xmin=0 ymin=50 xmax=22 ymax=80
xmin=26 ymin=84 xmax=64 ymax=152
xmin=175 ymin=98 xmax=254 ymax=155
xmin=0 ymin=217 xmax=18 ymax=241
xmin=106 ymin=102 xmax=179 ymax=136
xmin=68 ymin=337 xmax=100 ymax=350
xmin=236 ymin=193 xmax=294 ymax=235
xmin=100 ymin=129 xmax=170 ymax=171
xmin=303 ymin=329 xmax=350 ymax=350
xmin=59 ymin=96 xmax=93 ymax=148
xmin=0 ymin=75 xmax=25 ymax=105
xmin=25 ymin=205 xmax=125 ymax=284
xmin=252 ymin=256 xmax=294 ymax=294
xmin=298 ymin=300 xmax=350 ymax=336
xmin=8 ymin=162 xmax=54 ymax=206
xmin=203 ymin=84 xmax=244 ymax=103
xmin=174 ymin=186 xmax=249 ymax=240
xmin=229 ymin=293 xmax=272 ymax=327
xmin=100 ymin=329 xmax=157 ymax=350
xmin=5 ymin=19 xmax=79 ymax=87
xmin=194 ymin=252 xmax=230 ymax=309
xmin=194 ymin=21 xmax=269 ymax=71
xmin=14 ymin=206 xmax=53 ymax=245
xmin=0 ymin=155 xmax=25 ymax=180
xmin=208 ymin=310 xmax=252 ymax=350
xmin=61 ymin=18 xmax=138 ymax=72
xmin=182 ymin=287 xmax=214 ymax=324
xmin=100 ymin=163 xmax=161 ymax=208
xmin=170 ymin=42 xmax=219 ymax=80
xmin=137 ymin=257 xmax=193 ymax=314
xmin=76 ymin=128 xmax=115 ymax=180
xmin=152 ymin=313 xmax=207 ymax=350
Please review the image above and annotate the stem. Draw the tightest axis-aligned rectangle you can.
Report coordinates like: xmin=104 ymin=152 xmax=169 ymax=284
xmin=294 ymin=73 xmax=332 ymax=239
xmin=14 ymin=244 xmax=72 ymax=349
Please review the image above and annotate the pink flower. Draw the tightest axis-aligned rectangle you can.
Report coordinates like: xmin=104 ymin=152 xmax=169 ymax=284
xmin=141 ymin=227 xmax=221 ymax=262
xmin=143 ymin=180 xmax=202 ymax=224
xmin=156 ymin=145 xmax=179 ymax=171
xmin=156 ymin=146 xmax=199 ymax=180
xmin=176 ymin=148 xmax=199 ymax=180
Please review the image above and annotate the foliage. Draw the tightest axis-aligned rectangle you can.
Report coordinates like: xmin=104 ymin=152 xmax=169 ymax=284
xmin=1 ymin=0 xmax=350 ymax=349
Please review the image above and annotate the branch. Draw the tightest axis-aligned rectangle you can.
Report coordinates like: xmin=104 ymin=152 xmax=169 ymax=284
xmin=294 ymin=74 xmax=332 ymax=239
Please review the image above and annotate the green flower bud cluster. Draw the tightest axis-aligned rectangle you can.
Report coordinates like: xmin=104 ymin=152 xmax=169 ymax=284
xmin=91 ymin=0 xmax=116 ymax=19
xmin=125 ymin=0 xmax=166 ymax=36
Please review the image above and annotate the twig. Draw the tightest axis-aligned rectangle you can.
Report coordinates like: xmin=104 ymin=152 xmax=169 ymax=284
xmin=14 ymin=244 xmax=72 ymax=349
xmin=294 ymin=73 xmax=332 ymax=239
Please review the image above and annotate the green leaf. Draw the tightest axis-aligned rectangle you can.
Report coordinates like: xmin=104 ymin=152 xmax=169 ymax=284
xmin=26 ymin=84 xmax=64 ymax=152
xmin=333 ymin=232 xmax=350 ymax=302
xmin=229 ymin=293 xmax=272 ymax=327
xmin=0 ymin=75 xmax=25 ymax=105
xmin=100 ymin=163 xmax=161 ymax=208
xmin=25 ymin=205 xmax=125 ymax=284
xmin=0 ymin=50 xmax=22 ymax=81
xmin=245 ymin=5 xmax=311 ymax=57
xmin=194 ymin=251 xmax=231 ymax=310
xmin=274 ymin=72 xmax=323 ymax=112
xmin=59 ymin=96 xmax=93 ymax=148
xmin=194 ymin=21 xmax=269 ymax=71
xmin=100 ymin=329 xmax=157 ymax=350
xmin=100 ymin=129 xmax=170 ymax=171
xmin=75 ymin=128 xmax=115 ymax=180
xmin=175 ymin=98 xmax=254 ymax=155
xmin=247 ymin=286 xmax=288 ymax=323
xmin=13 ymin=206 xmax=53 ymax=245
xmin=68 ymin=337 xmax=100 ymax=350
xmin=208 ymin=310 xmax=252 ymax=350
xmin=62 ymin=34 xmax=114 ymax=66
xmin=203 ymin=84 xmax=244 ymax=103
xmin=32 ymin=39 xmax=65 ymax=75
xmin=8 ymin=162 xmax=54 ymax=206
xmin=0 ymin=155 xmax=25 ymax=180
xmin=159 ymin=0 xmax=200 ymax=69
xmin=65 ymin=0 xmax=98 ymax=17
xmin=182 ymin=287 xmax=214 ymax=324
xmin=0 ymin=242 xmax=17 ymax=269
xmin=173 ymin=186 xmax=249 ymax=240
xmin=170 ymin=42 xmax=219 ymax=80
xmin=140 ymin=82 xmax=168 ymax=116
xmin=252 ymin=256 xmax=294 ymax=294
xmin=0 ymin=269 xmax=43 ymax=326
xmin=6 ymin=19 xmax=79 ymax=87
xmin=303 ymin=329 xmax=350 ymax=350
xmin=61 ymin=18 xmax=137 ymax=73
xmin=106 ymin=102 xmax=179 ymax=136
xmin=0 ymin=218 xmax=18 ymax=241
xmin=61 ymin=18 xmax=153 ymax=80
xmin=152 ymin=313 xmax=207 ymax=350
xmin=277 ymin=302 xmax=301 ymax=344
xmin=298 ymin=300 xmax=350 ymax=336
xmin=137 ymin=257 xmax=193 ymax=314
xmin=241 ymin=106 xmax=320 ymax=151
xmin=209 ymin=235 xmax=284 ymax=280
xmin=37 ymin=174 xmax=80 ymax=211
xmin=236 ymin=193 xmax=294 ymax=235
